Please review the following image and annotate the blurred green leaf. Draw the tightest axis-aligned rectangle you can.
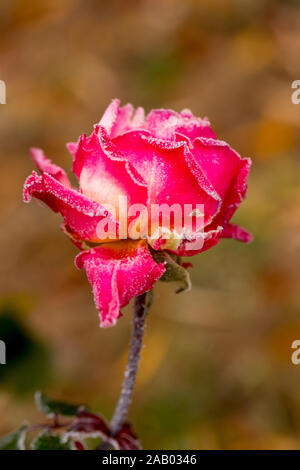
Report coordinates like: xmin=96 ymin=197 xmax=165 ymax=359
xmin=31 ymin=432 xmax=71 ymax=450
xmin=0 ymin=425 xmax=27 ymax=450
xmin=35 ymin=391 xmax=82 ymax=417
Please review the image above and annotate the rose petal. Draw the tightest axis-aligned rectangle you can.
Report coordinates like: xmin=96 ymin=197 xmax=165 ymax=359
xmin=221 ymin=223 xmax=253 ymax=243
xmin=99 ymin=99 xmax=121 ymax=135
xmin=23 ymin=171 xmax=118 ymax=242
xmin=30 ymin=147 xmax=71 ymax=187
xmin=167 ymin=226 xmax=224 ymax=257
xmin=191 ymin=138 xmax=248 ymax=201
xmin=68 ymin=128 xmax=147 ymax=232
xmin=111 ymin=131 xmax=221 ymax=229
xmin=98 ymin=99 xmax=145 ymax=138
xmin=203 ymin=155 xmax=251 ymax=239
xmin=109 ymin=103 xmax=134 ymax=139
xmin=222 ymin=156 xmax=251 ymax=224
xmin=131 ymin=106 xmax=145 ymax=128
xmin=75 ymin=240 xmax=165 ymax=327
xmin=146 ymin=108 xmax=216 ymax=141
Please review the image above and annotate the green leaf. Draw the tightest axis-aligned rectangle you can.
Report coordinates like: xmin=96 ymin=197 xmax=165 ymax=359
xmin=35 ymin=391 xmax=82 ymax=417
xmin=0 ymin=425 xmax=27 ymax=450
xmin=152 ymin=251 xmax=192 ymax=293
xmin=31 ymin=432 xmax=72 ymax=450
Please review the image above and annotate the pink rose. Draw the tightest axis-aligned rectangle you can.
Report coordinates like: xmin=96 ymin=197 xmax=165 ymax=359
xmin=23 ymin=99 xmax=252 ymax=327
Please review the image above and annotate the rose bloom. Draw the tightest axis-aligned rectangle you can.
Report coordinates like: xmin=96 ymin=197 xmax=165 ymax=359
xmin=23 ymin=100 xmax=252 ymax=327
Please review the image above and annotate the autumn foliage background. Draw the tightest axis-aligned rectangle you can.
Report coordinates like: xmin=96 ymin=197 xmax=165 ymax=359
xmin=1 ymin=0 xmax=300 ymax=449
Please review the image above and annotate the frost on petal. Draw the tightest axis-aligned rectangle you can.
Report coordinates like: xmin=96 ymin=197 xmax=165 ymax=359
xmin=30 ymin=147 xmax=71 ymax=187
xmin=25 ymin=101 xmax=252 ymax=279
xmin=169 ymin=226 xmax=224 ymax=257
xmin=23 ymin=171 xmax=118 ymax=243
xmin=191 ymin=138 xmax=248 ymax=201
xmin=221 ymin=223 xmax=253 ymax=243
xmin=98 ymin=99 xmax=146 ymax=138
xmin=189 ymin=138 xmax=252 ymax=229
xmin=203 ymin=152 xmax=251 ymax=229
xmin=131 ymin=106 xmax=145 ymax=128
xmin=222 ymin=156 xmax=251 ymax=224
xmin=111 ymin=131 xmax=220 ymax=228
xmin=109 ymin=103 xmax=134 ymax=138
xmin=99 ymin=99 xmax=121 ymax=135
xmin=145 ymin=109 xmax=178 ymax=140
xmin=68 ymin=128 xmax=147 ymax=232
xmin=177 ymin=109 xmax=216 ymax=141
xmin=202 ymin=156 xmax=252 ymax=243
xmin=75 ymin=240 xmax=165 ymax=327
xmin=145 ymin=108 xmax=216 ymax=141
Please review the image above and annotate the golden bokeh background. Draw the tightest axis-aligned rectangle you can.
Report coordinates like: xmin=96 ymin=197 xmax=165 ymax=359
xmin=0 ymin=0 xmax=300 ymax=449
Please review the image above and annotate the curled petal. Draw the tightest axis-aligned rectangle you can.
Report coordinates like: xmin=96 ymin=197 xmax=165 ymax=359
xmin=75 ymin=240 xmax=165 ymax=327
xmin=190 ymin=138 xmax=252 ymax=238
xmin=99 ymin=99 xmax=121 ymax=135
xmin=221 ymin=223 xmax=253 ymax=243
xmin=222 ymin=156 xmax=251 ymax=224
xmin=23 ymin=171 xmax=118 ymax=242
xmin=203 ymin=155 xmax=252 ymax=241
xmin=30 ymin=147 xmax=71 ymax=187
xmin=191 ymin=138 xmax=249 ymax=201
xmin=99 ymin=99 xmax=145 ymax=138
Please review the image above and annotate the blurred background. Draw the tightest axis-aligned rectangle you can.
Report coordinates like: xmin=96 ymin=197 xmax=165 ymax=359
xmin=0 ymin=0 xmax=300 ymax=450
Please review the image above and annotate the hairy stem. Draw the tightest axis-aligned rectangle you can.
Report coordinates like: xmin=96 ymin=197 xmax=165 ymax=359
xmin=110 ymin=292 xmax=148 ymax=435
xmin=96 ymin=291 xmax=150 ymax=449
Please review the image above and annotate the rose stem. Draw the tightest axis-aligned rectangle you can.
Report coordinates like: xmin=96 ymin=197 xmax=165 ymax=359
xmin=96 ymin=291 xmax=150 ymax=449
